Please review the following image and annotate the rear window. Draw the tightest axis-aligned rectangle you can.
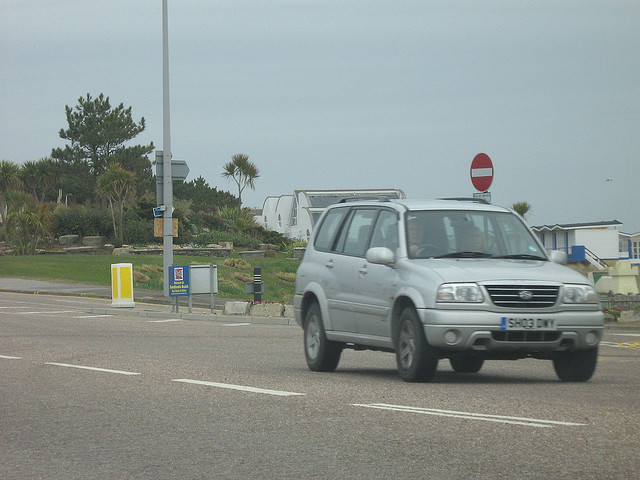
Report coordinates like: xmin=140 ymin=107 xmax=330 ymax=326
xmin=314 ymin=207 xmax=348 ymax=251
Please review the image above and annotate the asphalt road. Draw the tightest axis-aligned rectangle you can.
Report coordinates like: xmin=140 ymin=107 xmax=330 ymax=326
xmin=1 ymin=291 xmax=639 ymax=479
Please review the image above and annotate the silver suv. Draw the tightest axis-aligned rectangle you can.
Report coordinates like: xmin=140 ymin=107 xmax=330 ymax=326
xmin=294 ymin=198 xmax=604 ymax=382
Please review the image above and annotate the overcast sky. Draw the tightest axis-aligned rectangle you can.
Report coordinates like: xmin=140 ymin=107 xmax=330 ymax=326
xmin=1 ymin=0 xmax=639 ymax=232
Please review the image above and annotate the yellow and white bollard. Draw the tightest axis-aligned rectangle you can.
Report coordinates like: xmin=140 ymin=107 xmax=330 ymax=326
xmin=111 ymin=263 xmax=135 ymax=307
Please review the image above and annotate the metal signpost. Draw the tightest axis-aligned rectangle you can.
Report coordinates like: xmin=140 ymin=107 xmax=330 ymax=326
xmin=168 ymin=265 xmax=190 ymax=312
xmin=162 ymin=0 xmax=173 ymax=297
xmin=155 ymin=151 xmax=189 ymax=206
xmin=471 ymin=153 xmax=494 ymax=203
xmin=160 ymin=1 xmax=190 ymax=301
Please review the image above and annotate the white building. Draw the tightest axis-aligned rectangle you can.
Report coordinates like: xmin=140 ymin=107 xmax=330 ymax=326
xmin=531 ymin=220 xmax=630 ymax=268
xmin=255 ymin=189 xmax=406 ymax=240
xmin=619 ymin=231 xmax=640 ymax=263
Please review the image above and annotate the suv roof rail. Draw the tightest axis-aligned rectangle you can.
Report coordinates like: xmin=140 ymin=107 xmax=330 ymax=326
xmin=439 ymin=197 xmax=490 ymax=205
xmin=337 ymin=196 xmax=391 ymax=203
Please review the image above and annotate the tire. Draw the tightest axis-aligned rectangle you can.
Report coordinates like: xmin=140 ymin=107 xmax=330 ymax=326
xmin=304 ymin=303 xmax=342 ymax=372
xmin=553 ymin=347 xmax=598 ymax=382
xmin=395 ymin=307 xmax=438 ymax=382
xmin=449 ymin=356 xmax=484 ymax=373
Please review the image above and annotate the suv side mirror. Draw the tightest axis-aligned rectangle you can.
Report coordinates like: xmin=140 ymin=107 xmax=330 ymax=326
xmin=549 ymin=250 xmax=568 ymax=265
xmin=366 ymin=247 xmax=395 ymax=266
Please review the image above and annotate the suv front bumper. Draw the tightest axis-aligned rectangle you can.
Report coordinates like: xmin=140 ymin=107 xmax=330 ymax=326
xmin=419 ymin=308 xmax=604 ymax=352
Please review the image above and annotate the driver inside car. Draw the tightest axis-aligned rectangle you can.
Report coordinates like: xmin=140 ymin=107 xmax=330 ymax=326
xmin=407 ymin=218 xmax=423 ymax=256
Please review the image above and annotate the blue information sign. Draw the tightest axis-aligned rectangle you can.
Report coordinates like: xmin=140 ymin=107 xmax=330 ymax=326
xmin=168 ymin=265 xmax=190 ymax=296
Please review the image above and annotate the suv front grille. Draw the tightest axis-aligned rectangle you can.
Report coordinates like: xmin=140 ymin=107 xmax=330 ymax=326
xmin=485 ymin=285 xmax=559 ymax=308
xmin=492 ymin=331 xmax=561 ymax=342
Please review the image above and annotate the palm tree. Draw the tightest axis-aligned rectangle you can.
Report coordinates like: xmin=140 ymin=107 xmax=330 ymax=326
xmin=221 ymin=154 xmax=260 ymax=207
xmin=97 ymin=163 xmax=136 ymax=246
xmin=0 ymin=160 xmax=21 ymax=241
xmin=217 ymin=205 xmax=259 ymax=234
xmin=512 ymin=201 xmax=532 ymax=220
xmin=18 ymin=158 xmax=58 ymax=202
xmin=6 ymin=195 xmax=52 ymax=255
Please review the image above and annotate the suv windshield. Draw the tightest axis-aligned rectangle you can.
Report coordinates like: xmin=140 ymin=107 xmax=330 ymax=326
xmin=406 ymin=210 xmax=546 ymax=260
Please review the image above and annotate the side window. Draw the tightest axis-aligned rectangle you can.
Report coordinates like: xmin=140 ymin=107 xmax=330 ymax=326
xmin=314 ymin=207 xmax=348 ymax=251
xmin=370 ymin=209 xmax=399 ymax=251
xmin=336 ymin=209 xmax=378 ymax=256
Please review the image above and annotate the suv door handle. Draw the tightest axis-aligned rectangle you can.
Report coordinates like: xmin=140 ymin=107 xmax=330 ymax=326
xmin=325 ymin=259 xmax=334 ymax=269
xmin=358 ymin=265 xmax=368 ymax=275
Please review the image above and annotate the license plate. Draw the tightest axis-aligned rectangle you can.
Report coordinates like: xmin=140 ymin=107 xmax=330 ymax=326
xmin=500 ymin=317 xmax=556 ymax=330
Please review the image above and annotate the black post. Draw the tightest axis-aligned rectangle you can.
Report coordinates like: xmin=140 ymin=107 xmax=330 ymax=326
xmin=253 ymin=266 xmax=262 ymax=304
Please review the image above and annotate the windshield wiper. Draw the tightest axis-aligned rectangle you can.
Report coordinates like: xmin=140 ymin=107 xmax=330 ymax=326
xmin=495 ymin=254 xmax=547 ymax=261
xmin=436 ymin=251 xmax=494 ymax=259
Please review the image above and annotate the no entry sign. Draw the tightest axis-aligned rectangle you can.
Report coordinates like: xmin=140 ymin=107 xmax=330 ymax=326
xmin=470 ymin=153 xmax=494 ymax=192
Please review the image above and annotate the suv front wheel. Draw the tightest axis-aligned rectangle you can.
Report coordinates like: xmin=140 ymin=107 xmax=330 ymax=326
xmin=395 ymin=307 xmax=438 ymax=382
xmin=304 ymin=302 xmax=343 ymax=372
xmin=553 ymin=347 xmax=598 ymax=382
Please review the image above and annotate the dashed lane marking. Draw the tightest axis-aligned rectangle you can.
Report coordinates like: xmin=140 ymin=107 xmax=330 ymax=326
xmin=173 ymin=378 xmax=305 ymax=397
xmin=14 ymin=310 xmax=77 ymax=315
xmin=45 ymin=362 xmax=141 ymax=375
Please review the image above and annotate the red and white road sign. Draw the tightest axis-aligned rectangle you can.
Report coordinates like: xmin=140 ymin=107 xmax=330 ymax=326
xmin=470 ymin=153 xmax=494 ymax=192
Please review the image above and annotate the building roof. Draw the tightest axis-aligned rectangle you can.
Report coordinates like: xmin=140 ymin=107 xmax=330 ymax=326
xmin=532 ymin=220 xmax=622 ymax=231
xmin=295 ymin=189 xmax=405 ymax=208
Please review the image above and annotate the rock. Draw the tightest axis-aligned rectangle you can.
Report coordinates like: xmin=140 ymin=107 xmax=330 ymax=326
xmin=283 ymin=304 xmax=295 ymax=318
xmin=82 ymin=236 xmax=106 ymax=247
xmin=223 ymin=301 xmax=251 ymax=315
xmin=620 ymin=310 xmax=640 ymax=323
xmin=250 ymin=303 xmax=284 ymax=317
xmin=59 ymin=235 xmax=81 ymax=246
xmin=238 ymin=250 xmax=265 ymax=258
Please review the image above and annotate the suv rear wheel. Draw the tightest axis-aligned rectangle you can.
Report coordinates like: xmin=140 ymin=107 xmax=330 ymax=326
xmin=395 ymin=307 xmax=438 ymax=382
xmin=304 ymin=303 xmax=343 ymax=372
xmin=553 ymin=347 xmax=598 ymax=382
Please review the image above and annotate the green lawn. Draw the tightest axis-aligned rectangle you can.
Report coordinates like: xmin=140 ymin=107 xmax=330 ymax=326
xmin=0 ymin=253 xmax=300 ymax=304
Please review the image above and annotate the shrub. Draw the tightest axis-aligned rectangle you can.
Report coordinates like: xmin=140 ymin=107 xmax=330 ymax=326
xmin=224 ymin=258 xmax=250 ymax=269
xmin=53 ymin=205 xmax=112 ymax=237
xmin=123 ymin=217 xmax=156 ymax=245
xmin=260 ymin=229 xmax=291 ymax=246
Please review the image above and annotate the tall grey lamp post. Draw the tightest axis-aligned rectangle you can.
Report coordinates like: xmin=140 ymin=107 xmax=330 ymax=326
xmin=162 ymin=0 xmax=173 ymax=297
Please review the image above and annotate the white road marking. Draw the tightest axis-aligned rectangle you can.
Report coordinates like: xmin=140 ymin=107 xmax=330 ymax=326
xmin=173 ymin=379 xmax=305 ymax=397
xmin=148 ymin=319 xmax=183 ymax=323
xmin=223 ymin=323 xmax=251 ymax=327
xmin=352 ymin=403 xmax=586 ymax=428
xmin=601 ymin=341 xmax=630 ymax=349
xmin=45 ymin=362 xmax=140 ymax=375
xmin=15 ymin=310 xmax=77 ymax=315
xmin=74 ymin=314 xmax=113 ymax=319
xmin=0 ymin=355 xmax=22 ymax=359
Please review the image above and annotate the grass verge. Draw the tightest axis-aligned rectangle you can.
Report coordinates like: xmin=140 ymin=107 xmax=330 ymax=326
xmin=0 ymin=253 xmax=300 ymax=304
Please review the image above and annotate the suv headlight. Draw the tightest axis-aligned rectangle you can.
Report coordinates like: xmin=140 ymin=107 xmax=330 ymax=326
xmin=562 ymin=284 xmax=599 ymax=304
xmin=437 ymin=283 xmax=484 ymax=303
